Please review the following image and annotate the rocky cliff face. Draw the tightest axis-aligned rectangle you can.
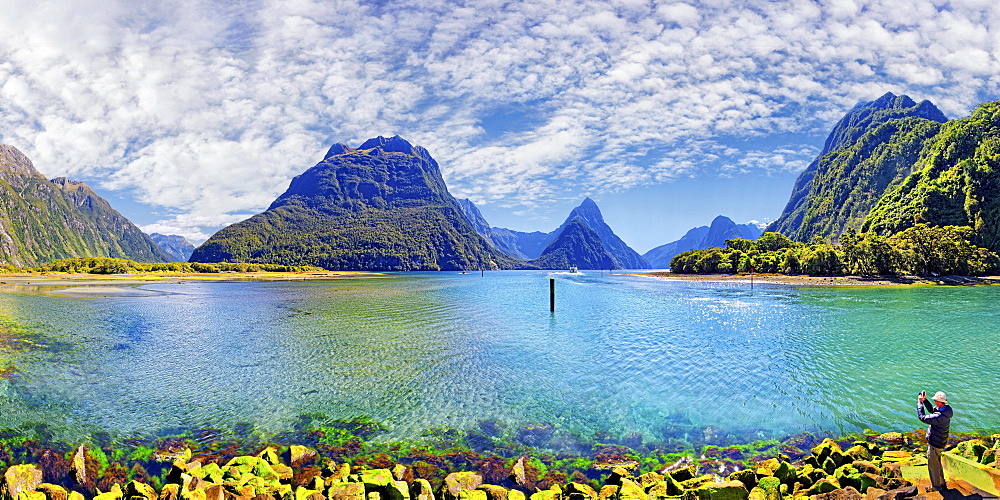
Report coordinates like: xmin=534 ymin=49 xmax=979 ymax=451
xmin=190 ymin=136 xmax=522 ymax=271
xmin=150 ymin=233 xmax=196 ymax=262
xmin=768 ymin=93 xmax=948 ymax=241
xmin=0 ymin=145 xmax=171 ymax=266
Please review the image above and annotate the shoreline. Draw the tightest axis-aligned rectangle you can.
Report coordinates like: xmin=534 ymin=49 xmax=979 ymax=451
xmin=635 ymin=272 xmax=1000 ymax=287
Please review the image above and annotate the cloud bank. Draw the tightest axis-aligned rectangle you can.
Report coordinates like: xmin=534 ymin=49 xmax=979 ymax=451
xmin=0 ymin=0 xmax=997 ymax=241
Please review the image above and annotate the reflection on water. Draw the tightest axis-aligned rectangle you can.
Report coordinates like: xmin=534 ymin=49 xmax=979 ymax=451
xmin=0 ymin=272 xmax=998 ymax=447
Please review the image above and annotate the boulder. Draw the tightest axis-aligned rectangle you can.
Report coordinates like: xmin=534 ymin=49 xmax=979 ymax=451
xmin=476 ymin=485 xmax=508 ymax=500
xmin=563 ymin=484 xmax=596 ymax=500
xmin=811 ymin=486 xmax=862 ymax=500
xmin=386 ymin=482 xmax=410 ymax=500
xmin=804 ymin=478 xmax=841 ymax=496
xmin=635 ymin=473 xmax=662 ymax=491
xmin=70 ymin=446 xmax=92 ymax=490
xmin=290 ymin=446 xmax=318 ymax=470
xmin=361 ymin=471 xmax=395 ymax=490
xmin=160 ymin=484 xmax=181 ymax=500
xmin=693 ymin=481 xmax=748 ymax=500
xmin=328 ymin=484 xmax=366 ymax=500
xmin=36 ymin=483 xmax=68 ymax=500
xmin=754 ymin=477 xmax=779 ymax=500
xmin=17 ymin=492 xmax=46 ymax=500
xmin=527 ymin=487 xmax=559 ymax=500
xmin=507 ymin=492 xmax=525 ymax=500
xmin=391 ymin=467 xmax=407 ymax=483
xmin=125 ymin=481 xmax=159 ymax=500
xmin=953 ymin=440 xmax=989 ymax=462
xmin=851 ymin=462 xmax=880 ymax=476
xmin=294 ymin=486 xmax=324 ymax=500
xmin=441 ymin=473 xmax=483 ymax=500
xmin=878 ymin=452 xmax=912 ymax=463
xmin=812 ymin=439 xmax=844 ymax=465
xmin=845 ymin=446 xmax=872 ymax=462
xmin=410 ymin=481 xmax=433 ymax=500
xmin=329 ymin=465 xmax=351 ymax=484
xmin=457 ymin=492 xmax=487 ymax=500
xmin=727 ymin=470 xmax=756 ymax=491
xmin=596 ymin=486 xmax=617 ymax=500
xmin=95 ymin=484 xmax=124 ymax=500
xmin=3 ymin=464 xmax=44 ymax=499
xmin=508 ymin=459 xmax=526 ymax=487
xmin=606 ymin=468 xmax=631 ymax=487
xmin=666 ymin=464 xmax=697 ymax=483
xmin=680 ymin=476 xmax=715 ymax=490
xmin=863 ymin=488 xmax=885 ymax=500
xmin=616 ymin=479 xmax=644 ymax=500
xmin=875 ymin=486 xmax=916 ymax=500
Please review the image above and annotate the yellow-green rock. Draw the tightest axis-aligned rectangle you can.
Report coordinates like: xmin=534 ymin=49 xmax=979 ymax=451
xmin=508 ymin=491 xmax=525 ymax=500
xmin=680 ymin=476 xmax=714 ymax=490
xmin=459 ymin=491 xmax=488 ymax=500
xmin=35 ymin=483 xmax=67 ymax=500
xmin=387 ymin=481 xmax=410 ymax=500
xmin=3 ymin=464 xmax=43 ymax=499
xmin=125 ymin=480 xmax=158 ymax=500
xmin=160 ymin=483 xmax=181 ymax=500
xmin=693 ymin=481 xmax=748 ymax=500
xmin=442 ymin=472 xmax=483 ymax=500
xmin=329 ymin=483 xmax=366 ymax=500
xmin=754 ymin=477 xmax=780 ymax=500
xmin=564 ymin=482 xmax=597 ymax=500
xmin=597 ymin=485 xmax=618 ymax=500
xmin=617 ymin=478 xmax=646 ymax=500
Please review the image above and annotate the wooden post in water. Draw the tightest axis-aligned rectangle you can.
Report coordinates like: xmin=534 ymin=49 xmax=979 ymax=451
xmin=549 ymin=278 xmax=555 ymax=312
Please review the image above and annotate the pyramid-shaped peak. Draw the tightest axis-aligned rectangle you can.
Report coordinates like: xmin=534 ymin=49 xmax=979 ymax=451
xmin=358 ymin=135 xmax=415 ymax=155
xmin=324 ymin=143 xmax=354 ymax=159
xmin=0 ymin=144 xmax=44 ymax=179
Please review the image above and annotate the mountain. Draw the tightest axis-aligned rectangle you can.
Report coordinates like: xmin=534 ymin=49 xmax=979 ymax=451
xmin=489 ymin=227 xmax=552 ymax=260
xmin=530 ymin=219 xmax=615 ymax=270
xmin=768 ymin=92 xmax=948 ymax=241
xmin=150 ymin=233 xmax=196 ymax=262
xmin=455 ymin=198 xmax=527 ymax=258
xmin=642 ymin=216 xmax=762 ymax=268
xmin=863 ymin=100 xmax=1000 ymax=250
xmin=189 ymin=136 xmax=522 ymax=271
xmin=0 ymin=145 xmax=171 ymax=267
xmin=546 ymin=198 xmax=649 ymax=269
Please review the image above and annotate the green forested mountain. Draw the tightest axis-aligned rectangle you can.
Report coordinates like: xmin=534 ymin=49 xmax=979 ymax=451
xmin=768 ymin=92 xmax=948 ymax=241
xmin=531 ymin=219 xmax=616 ymax=270
xmin=0 ymin=144 xmax=171 ymax=266
xmin=189 ymin=136 xmax=522 ymax=271
xmin=864 ymin=100 xmax=1000 ymax=250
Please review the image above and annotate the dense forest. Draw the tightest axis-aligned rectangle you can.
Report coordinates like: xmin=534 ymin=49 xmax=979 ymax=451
xmin=669 ymin=224 xmax=997 ymax=277
xmin=0 ymin=257 xmax=324 ymax=274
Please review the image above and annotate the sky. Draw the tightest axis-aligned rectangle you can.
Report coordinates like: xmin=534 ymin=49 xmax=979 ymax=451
xmin=1 ymin=0 xmax=999 ymax=254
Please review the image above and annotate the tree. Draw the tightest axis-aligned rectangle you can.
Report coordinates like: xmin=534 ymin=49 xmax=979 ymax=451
xmin=754 ymin=232 xmax=794 ymax=252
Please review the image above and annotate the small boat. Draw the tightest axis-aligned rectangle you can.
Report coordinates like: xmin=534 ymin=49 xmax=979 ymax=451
xmin=569 ymin=266 xmax=578 ymax=273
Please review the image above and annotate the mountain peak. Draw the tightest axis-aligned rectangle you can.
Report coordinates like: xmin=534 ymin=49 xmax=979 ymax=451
xmin=324 ymin=143 xmax=354 ymax=159
xmin=358 ymin=135 xmax=416 ymax=155
xmin=0 ymin=144 xmax=45 ymax=182
xmin=569 ymin=197 xmax=604 ymax=222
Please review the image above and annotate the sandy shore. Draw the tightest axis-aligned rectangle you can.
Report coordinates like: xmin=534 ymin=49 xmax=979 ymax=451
xmin=636 ymin=271 xmax=1000 ymax=287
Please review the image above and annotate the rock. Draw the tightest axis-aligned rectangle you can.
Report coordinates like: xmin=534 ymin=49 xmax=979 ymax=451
xmin=95 ymin=484 xmax=124 ymax=500
xmin=329 ymin=465 xmax=351 ymax=484
xmin=368 ymin=493 xmax=381 ymax=500
xmin=596 ymin=486 xmax=617 ymax=500
xmin=192 ymin=464 xmax=224 ymax=485
xmin=875 ymin=486 xmax=916 ymax=500
xmin=258 ymin=448 xmax=282 ymax=467
xmin=441 ymin=473 xmax=482 ymax=500
xmin=666 ymin=463 xmax=696 ymax=483
xmin=17 ymin=492 xmax=46 ymax=500
xmin=391 ymin=466 xmax=407 ymax=483
xmin=36 ymin=483 xmax=68 ymax=500
xmin=616 ymin=479 xmax=644 ymax=500
xmin=953 ymin=440 xmax=989 ymax=462
xmin=874 ymin=433 xmax=903 ymax=445
xmin=645 ymin=481 xmax=672 ymax=500
xmin=411 ymin=481 xmax=433 ymax=500
xmin=812 ymin=486 xmax=862 ymax=500
xmin=328 ymin=484 xmax=366 ymax=500
xmin=161 ymin=484 xmax=181 ymax=500
xmin=851 ymin=462 xmax=880 ymax=476
xmin=457 ymin=492 xmax=486 ymax=500
xmin=204 ymin=485 xmax=226 ymax=500
xmin=361 ymin=470 xmax=395 ymax=490
xmin=727 ymin=469 xmax=757 ymax=491
xmin=3 ymin=464 xmax=44 ymax=499
xmin=863 ymin=488 xmax=885 ymax=500
xmin=693 ymin=480 xmax=749 ymax=500
xmin=680 ymin=475 xmax=715 ymax=490
xmin=508 ymin=459 xmax=526 ymax=487
xmin=290 ymin=447 xmax=319 ymax=470
xmin=507 ymin=492 xmax=524 ymax=500
xmin=527 ymin=487 xmax=558 ymax=500
xmin=845 ymin=446 xmax=872 ymax=462
xmin=477 ymin=485 xmax=508 ymax=500
xmin=805 ymin=478 xmax=841 ymax=496
xmin=386 ymin=482 xmax=409 ymax=500
xmin=812 ymin=439 xmax=844 ymax=465
xmin=606 ymin=468 xmax=631 ymax=487
xmin=879 ymin=452 xmax=912 ymax=463
xmin=635 ymin=473 xmax=662 ymax=490
xmin=125 ymin=481 xmax=158 ymax=500
xmin=294 ymin=486 xmax=324 ymax=500
xmin=754 ymin=477 xmax=780 ymax=500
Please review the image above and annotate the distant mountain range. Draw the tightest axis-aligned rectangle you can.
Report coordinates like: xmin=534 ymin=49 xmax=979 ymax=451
xmin=643 ymin=216 xmax=762 ymax=269
xmin=0 ymin=144 xmax=171 ymax=267
xmin=150 ymin=233 xmax=196 ymax=262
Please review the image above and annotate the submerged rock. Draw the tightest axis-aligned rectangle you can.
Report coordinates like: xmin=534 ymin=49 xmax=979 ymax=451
xmin=3 ymin=464 xmax=43 ymax=499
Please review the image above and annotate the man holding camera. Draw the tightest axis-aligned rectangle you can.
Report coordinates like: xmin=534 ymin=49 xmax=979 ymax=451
xmin=918 ymin=390 xmax=953 ymax=491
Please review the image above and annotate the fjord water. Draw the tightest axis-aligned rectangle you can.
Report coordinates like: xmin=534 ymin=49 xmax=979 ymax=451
xmin=1 ymin=272 xmax=998 ymax=447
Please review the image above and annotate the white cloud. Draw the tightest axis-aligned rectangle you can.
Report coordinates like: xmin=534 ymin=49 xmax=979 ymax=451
xmin=1 ymin=0 xmax=999 ymax=238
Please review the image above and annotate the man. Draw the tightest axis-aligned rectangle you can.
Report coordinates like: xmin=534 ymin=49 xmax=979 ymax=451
xmin=918 ymin=391 xmax=953 ymax=491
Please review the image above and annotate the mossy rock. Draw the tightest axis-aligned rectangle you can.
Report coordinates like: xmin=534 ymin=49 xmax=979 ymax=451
xmin=508 ymin=491 xmax=525 ymax=500
xmin=843 ymin=445 xmax=871 ymax=462
xmin=442 ymin=473 xmax=483 ymax=500
xmin=296 ymin=486 xmax=324 ymax=500
xmin=597 ymin=485 xmax=617 ymax=500
xmin=679 ymin=476 xmax=714 ymax=491
xmin=693 ymin=481 xmax=748 ymax=500
xmin=667 ymin=464 xmax=697 ymax=483
xmin=36 ymin=483 xmax=68 ymax=500
xmin=329 ymin=482 xmax=367 ymax=500
xmin=637 ymin=472 xmax=664 ymax=490
xmin=94 ymin=484 xmax=123 ymax=500
xmin=754 ymin=477 xmax=780 ymax=500
xmin=191 ymin=464 xmax=224 ymax=484
xmin=849 ymin=461 xmax=878 ymax=476
xmin=980 ymin=448 xmax=1000 ymax=466
xmin=803 ymin=478 xmax=839 ymax=496
xmin=810 ymin=439 xmax=843 ymax=465
xmin=727 ymin=470 xmax=757 ymax=491
xmin=458 ymin=491 xmax=488 ymax=500
xmin=361 ymin=470 xmax=396 ymax=490
xmin=564 ymin=483 xmax=597 ymax=500
xmin=387 ymin=481 xmax=411 ymax=500
xmin=820 ymin=457 xmax=837 ymax=476
xmin=528 ymin=486 xmax=561 ymax=500
xmin=953 ymin=440 xmax=989 ymax=462
xmin=618 ymin=479 xmax=645 ymax=500
xmin=16 ymin=491 xmax=46 ymax=500
xmin=878 ymin=451 xmax=911 ymax=463
xmin=123 ymin=480 xmax=157 ymax=500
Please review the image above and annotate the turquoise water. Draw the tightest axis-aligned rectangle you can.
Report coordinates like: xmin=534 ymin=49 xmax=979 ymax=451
xmin=0 ymin=271 xmax=998 ymax=448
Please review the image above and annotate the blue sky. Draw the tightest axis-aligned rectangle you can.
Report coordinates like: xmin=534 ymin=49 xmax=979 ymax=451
xmin=1 ymin=0 xmax=998 ymax=253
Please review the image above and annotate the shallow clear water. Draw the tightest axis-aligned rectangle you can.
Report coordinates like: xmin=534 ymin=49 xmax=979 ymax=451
xmin=0 ymin=271 xmax=998 ymax=447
